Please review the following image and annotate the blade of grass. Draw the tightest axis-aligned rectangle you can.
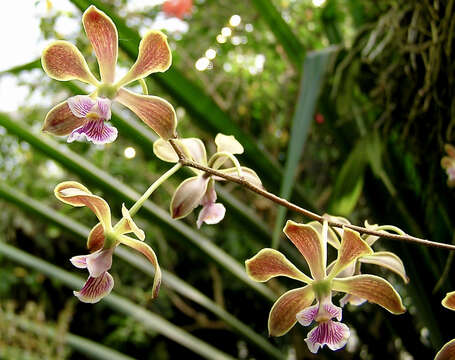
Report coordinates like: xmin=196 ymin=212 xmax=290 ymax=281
xmin=4 ymin=313 xmax=135 ymax=360
xmin=0 ymin=184 xmax=283 ymax=359
xmin=272 ymin=48 xmax=336 ymax=248
xmin=0 ymin=113 xmax=275 ymax=302
xmin=0 ymin=241 xmax=236 ymax=360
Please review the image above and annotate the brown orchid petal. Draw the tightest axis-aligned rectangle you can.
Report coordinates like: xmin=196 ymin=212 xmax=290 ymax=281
xmin=213 ymin=167 xmax=262 ymax=188
xmin=116 ymin=88 xmax=176 ymax=140
xmin=245 ymin=248 xmax=312 ymax=283
xmin=42 ymin=41 xmax=98 ymax=85
xmin=54 ymin=181 xmax=112 ymax=231
xmin=42 ymin=101 xmax=86 ymax=136
xmin=116 ymin=204 xmax=145 ymax=240
xmin=283 ymin=221 xmax=326 ymax=281
xmin=442 ymin=291 xmax=455 ymax=311
xmin=117 ymin=30 xmax=171 ymax=87
xmin=359 ymin=251 xmax=409 ymax=283
xmin=170 ymin=176 xmax=209 ymax=219
xmin=307 ymin=221 xmax=341 ymax=249
xmin=82 ymin=6 xmax=118 ymax=83
xmin=214 ymin=133 xmax=244 ymax=154
xmin=87 ymin=223 xmax=105 ymax=252
xmin=120 ymin=235 xmax=161 ymax=299
xmin=328 ymin=228 xmax=372 ymax=279
xmin=445 ymin=144 xmax=455 ymax=158
xmin=153 ymin=138 xmax=207 ymax=168
xmin=332 ymin=274 xmax=405 ymax=314
xmin=435 ymin=339 xmax=455 ymax=360
xmin=268 ymin=286 xmax=315 ymax=336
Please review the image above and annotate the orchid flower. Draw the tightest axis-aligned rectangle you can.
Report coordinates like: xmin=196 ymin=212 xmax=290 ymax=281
xmin=41 ymin=5 xmax=176 ymax=144
xmin=245 ymin=220 xmax=405 ymax=353
xmin=153 ymin=134 xmax=261 ymax=227
xmin=309 ymin=215 xmax=409 ymax=307
xmin=441 ymin=144 xmax=455 ymax=187
xmin=434 ymin=292 xmax=455 ymax=360
xmin=54 ymin=181 xmax=161 ymax=303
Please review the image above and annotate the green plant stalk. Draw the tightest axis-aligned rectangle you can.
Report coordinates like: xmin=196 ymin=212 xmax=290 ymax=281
xmin=4 ymin=313 xmax=135 ymax=360
xmin=0 ymin=241 xmax=236 ymax=360
xmin=128 ymin=163 xmax=182 ymax=217
xmin=0 ymin=113 xmax=276 ymax=302
xmin=0 ymin=184 xmax=283 ymax=359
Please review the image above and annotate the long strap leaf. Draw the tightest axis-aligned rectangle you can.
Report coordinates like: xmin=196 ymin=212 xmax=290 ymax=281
xmin=0 ymin=241 xmax=236 ymax=360
xmin=0 ymin=113 xmax=275 ymax=302
xmin=0 ymin=183 xmax=283 ymax=359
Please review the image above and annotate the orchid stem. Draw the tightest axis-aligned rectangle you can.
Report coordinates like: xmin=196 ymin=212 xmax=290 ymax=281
xmin=128 ymin=163 xmax=182 ymax=217
xmin=168 ymin=139 xmax=455 ymax=252
xmin=138 ymin=78 xmax=148 ymax=95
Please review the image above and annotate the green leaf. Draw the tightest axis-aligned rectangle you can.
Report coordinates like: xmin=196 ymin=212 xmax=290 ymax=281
xmin=328 ymin=140 xmax=367 ymax=216
xmin=272 ymin=47 xmax=337 ymax=248
xmin=0 ymin=113 xmax=275 ymax=302
xmin=0 ymin=241 xmax=236 ymax=360
xmin=67 ymin=0 xmax=315 ymax=209
xmin=4 ymin=313 xmax=135 ymax=360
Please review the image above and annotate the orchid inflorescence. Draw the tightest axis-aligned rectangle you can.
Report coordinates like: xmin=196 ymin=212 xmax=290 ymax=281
xmin=40 ymin=4 xmax=455 ymax=358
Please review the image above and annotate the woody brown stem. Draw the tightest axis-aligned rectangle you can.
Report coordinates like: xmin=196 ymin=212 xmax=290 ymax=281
xmin=169 ymin=139 xmax=455 ymax=251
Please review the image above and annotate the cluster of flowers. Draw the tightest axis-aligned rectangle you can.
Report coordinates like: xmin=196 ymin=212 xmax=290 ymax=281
xmin=42 ymin=5 xmax=455 ymax=356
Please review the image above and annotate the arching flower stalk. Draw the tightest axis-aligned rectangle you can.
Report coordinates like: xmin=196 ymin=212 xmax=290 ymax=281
xmin=54 ymin=181 xmax=161 ymax=303
xmin=245 ymin=220 xmax=405 ymax=353
xmin=41 ymin=5 xmax=176 ymax=144
xmin=308 ymin=215 xmax=409 ymax=307
xmin=153 ymin=134 xmax=261 ymax=227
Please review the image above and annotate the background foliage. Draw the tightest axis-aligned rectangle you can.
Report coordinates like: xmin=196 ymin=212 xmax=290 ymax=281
xmin=1 ymin=0 xmax=455 ymax=359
